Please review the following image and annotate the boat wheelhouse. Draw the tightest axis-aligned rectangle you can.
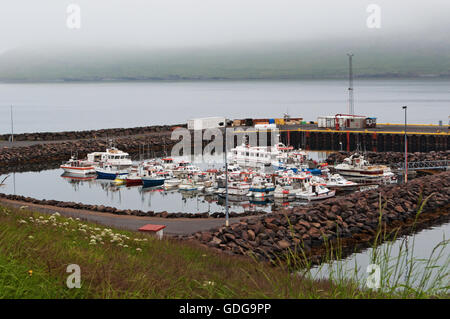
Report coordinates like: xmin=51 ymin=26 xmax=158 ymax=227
xmin=86 ymin=147 xmax=132 ymax=168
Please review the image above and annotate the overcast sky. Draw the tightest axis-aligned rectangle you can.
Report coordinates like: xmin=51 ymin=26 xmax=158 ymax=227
xmin=1 ymin=0 xmax=449 ymax=52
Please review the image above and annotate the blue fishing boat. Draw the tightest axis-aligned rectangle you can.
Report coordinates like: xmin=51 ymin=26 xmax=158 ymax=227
xmin=96 ymin=165 xmax=128 ymax=180
xmin=142 ymin=176 xmax=165 ymax=188
xmin=141 ymin=171 xmax=171 ymax=188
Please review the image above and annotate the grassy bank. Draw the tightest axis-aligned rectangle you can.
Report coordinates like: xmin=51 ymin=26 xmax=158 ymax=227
xmin=0 ymin=205 xmax=447 ymax=298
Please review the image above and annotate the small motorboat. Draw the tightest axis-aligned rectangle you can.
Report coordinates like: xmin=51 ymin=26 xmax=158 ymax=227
xmin=178 ymin=178 xmax=198 ymax=191
xmin=324 ymin=174 xmax=358 ymax=189
xmin=273 ymin=185 xmax=294 ymax=199
xmin=163 ymin=178 xmax=182 ymax=189
xmin=142 ymin=176 xmax=165 ymax=188
xmin=95 ymin=165 xmax=128 ymax=180
xmin=114 ymin=175 xmax=127 ymax=185
xmin=60 ymin=156 xmax=95 ymax=175
xmin=227 ymin=181 xmax=251 ymax=196
xmin=296 ymin=184 xmax=336 ymax=201
xmin=142 ymin=171 xmax=171 ymax=188
xmin=126 ymin=172 xmax=143 ymax=186
xmin=247 ymin=176 xmax=275 ymax=198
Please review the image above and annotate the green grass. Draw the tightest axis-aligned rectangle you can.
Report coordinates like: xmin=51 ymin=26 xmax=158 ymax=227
xmin=278 ymin=193 xmax=449 ymax=298
xmin=0 ymin=204 xmax=447 ymax=298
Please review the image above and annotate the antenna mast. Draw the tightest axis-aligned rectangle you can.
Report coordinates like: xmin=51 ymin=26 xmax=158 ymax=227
xmin=347 ymin=53 xmax=354 ymax=115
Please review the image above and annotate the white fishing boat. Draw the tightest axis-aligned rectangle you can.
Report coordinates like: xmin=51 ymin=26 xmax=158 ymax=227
xmin=273 ymin=185 xmax=295 ymax=199
xmin=160 ymin=157 xmax=178 ymax=170
xmin=86 ymin=147 xmax=132 ymax=169
xmin=227 ymin=181 xmax=251 ymax=196
xmin=324 ymin=174 xmax=358 ymax=189
xmin=296 ymin=184 xmax=335 ymax=201
xmin=164 ymin=178 xmax=182 ymax=189
xmin=247 ymin=176 xmax=275 ymax=198
xmin=178 ymin=178 xmax=198 ymax=191
xmin=60 ymin=156 xmax=96 ymax=175
xmin=172 ymin=161 xmax=201 ymax=177
xmin=334 ymin=154 xmax=386 ymax=178
xmin=229 ymin=133 xmax=308 ymax=170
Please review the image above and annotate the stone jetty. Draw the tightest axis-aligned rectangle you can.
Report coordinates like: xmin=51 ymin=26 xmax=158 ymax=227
xmin=185 ymin=171 xmax=450 ymax=261
xmin=326 ymin=150 xmax=449 ymax=166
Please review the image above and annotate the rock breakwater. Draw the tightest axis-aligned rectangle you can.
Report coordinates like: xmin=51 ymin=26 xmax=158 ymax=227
xmin=0 ymin=125 xmax=184 ymax=142
xmin=0 ymin=130 xmax=176 ymax=173
xmin=186 ymin=171 xmax=450 ymax=262
xmin=326 ymin=151 xmax=449 ymax=166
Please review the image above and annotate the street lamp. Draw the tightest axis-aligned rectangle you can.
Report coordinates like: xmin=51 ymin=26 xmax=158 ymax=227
xmin=219 ymin=119 xmax=233 ymax=227
xmin=402 ymin=106 xmax=408 ymax=183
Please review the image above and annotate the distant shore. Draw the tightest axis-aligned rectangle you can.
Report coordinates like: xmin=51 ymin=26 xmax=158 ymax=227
xmin=1 ymin=74 xmax=450 ymax=84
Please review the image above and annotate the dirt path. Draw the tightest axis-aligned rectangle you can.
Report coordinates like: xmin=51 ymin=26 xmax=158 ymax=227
xmin=0 ymin=198 xmax=244 ymax=235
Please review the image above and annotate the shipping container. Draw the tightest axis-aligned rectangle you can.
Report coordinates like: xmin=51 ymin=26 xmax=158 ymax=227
xmin=275 ymin=118 xmax=285 ymax=125
xmin=187 ymin=117 xmax=226 ymax=130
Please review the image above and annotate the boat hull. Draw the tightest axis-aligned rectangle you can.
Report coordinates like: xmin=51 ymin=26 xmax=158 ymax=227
xmin=142 ymin=178 xmax=165 ymax=188
xmin=296 ymin=190 xmax=336 ymax=201
xmin=126 ymin=178 xmax=143 ymax=186
xmin=60 ymin=165 xmax=95 ymax=175
xmin=335 ymin=168 xmax=384 ymax=178
xmin=96 ymin=170 xmax=127 ymax=180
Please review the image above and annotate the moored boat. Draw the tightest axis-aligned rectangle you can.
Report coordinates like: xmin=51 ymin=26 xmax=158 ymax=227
xmin=126 ymin=172 xmax=143 ymax=186
xmin=95 ymin=165 xmax=128 ymax=180
xmin=60 ymin=156 xmax=95 ymax=175
xmin=334 ymin=154 xmax=385 ymax=178
xmin=296 ymin=184 xmax=335 ymax=201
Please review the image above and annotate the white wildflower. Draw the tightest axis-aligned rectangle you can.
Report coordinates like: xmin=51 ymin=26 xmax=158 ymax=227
xmin=202 ymin=281 xmax=215 ymax=287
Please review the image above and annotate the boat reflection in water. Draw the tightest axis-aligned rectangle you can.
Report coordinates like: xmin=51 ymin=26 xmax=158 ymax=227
xmin=61 ymin=172 xmax=96 ymax=182
xmin=60 ymin=172 xmax=96 ymax=191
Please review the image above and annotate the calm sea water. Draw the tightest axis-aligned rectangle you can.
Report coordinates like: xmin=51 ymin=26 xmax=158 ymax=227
xmin=0 ymin=79 xmax=449 ymax=134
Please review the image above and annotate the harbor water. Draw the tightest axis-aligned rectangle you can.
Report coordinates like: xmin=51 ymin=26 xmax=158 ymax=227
xmin=1 ymin=79 xmax=450 ymax=134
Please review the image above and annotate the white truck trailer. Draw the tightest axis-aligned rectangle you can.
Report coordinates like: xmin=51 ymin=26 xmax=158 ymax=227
xmin=187 ymin=117 xmax=227 ymax=130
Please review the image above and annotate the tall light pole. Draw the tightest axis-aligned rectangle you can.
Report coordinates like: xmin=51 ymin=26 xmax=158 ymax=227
xmin=10 ymin=105 xmax=14 ymax=143
xmin=402 ymin=106 xmax=408 ymax=183
xmin=220 ymin=119 xmax=232 ymax=227
xmin=347 ymin=53 xmax=354 ymax=115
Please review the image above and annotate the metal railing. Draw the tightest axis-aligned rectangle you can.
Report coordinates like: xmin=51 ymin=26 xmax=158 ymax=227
xmin=393 ymin=160 xmax=449 ymax=171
